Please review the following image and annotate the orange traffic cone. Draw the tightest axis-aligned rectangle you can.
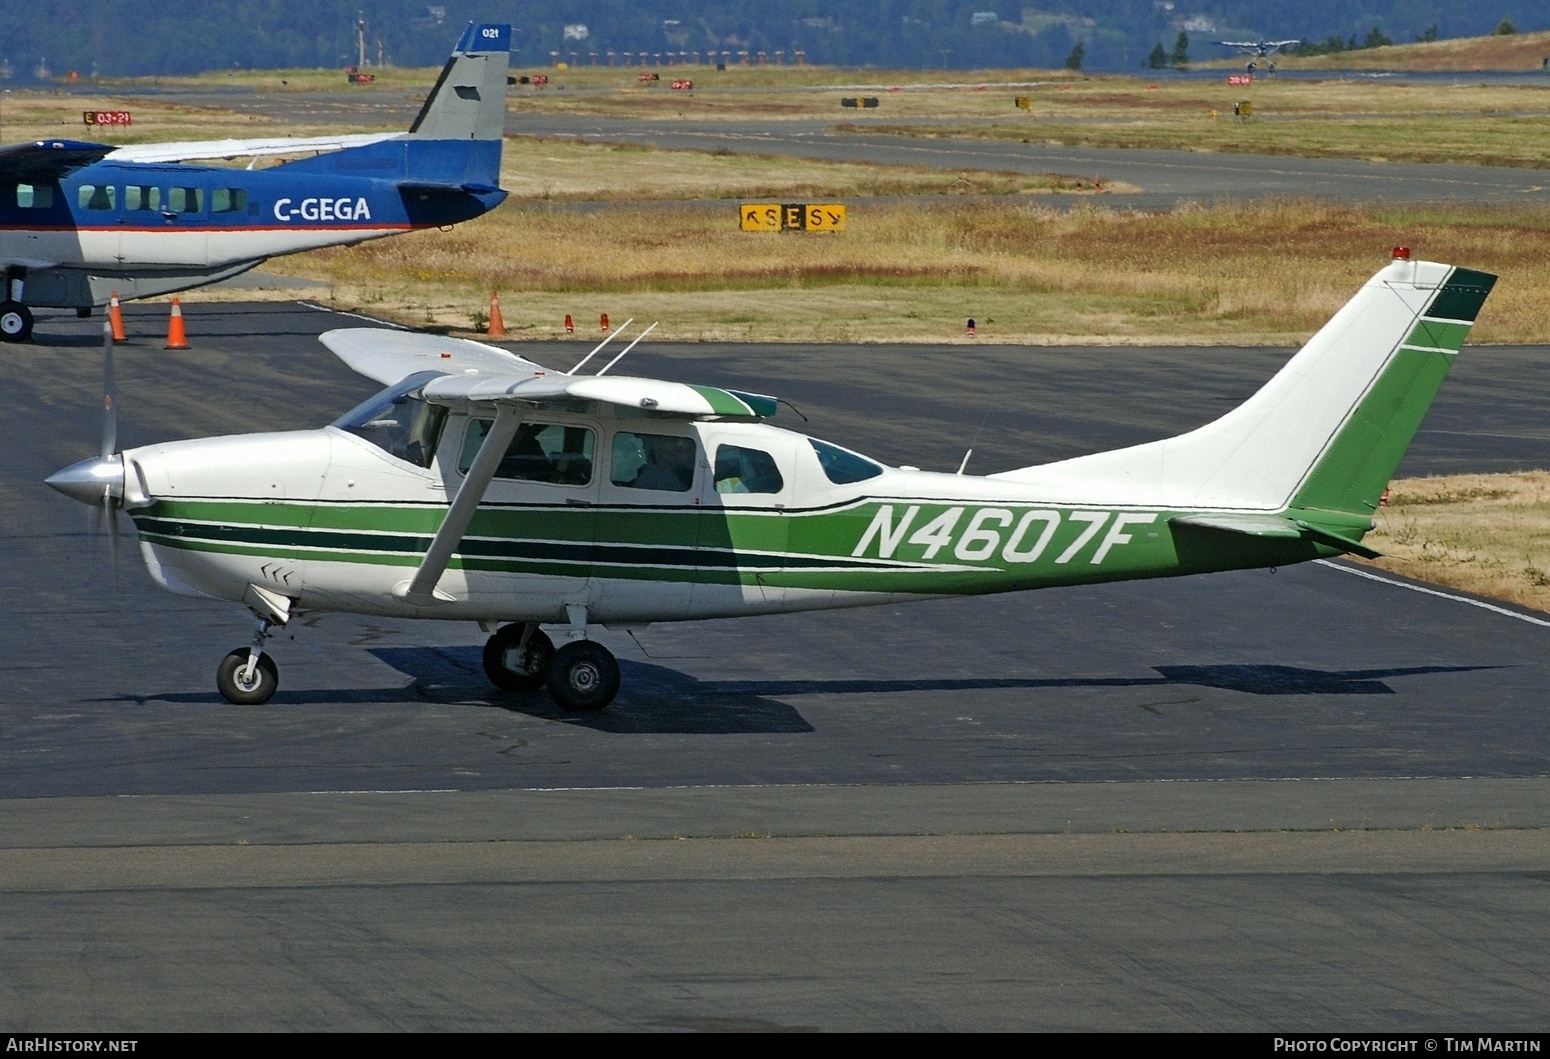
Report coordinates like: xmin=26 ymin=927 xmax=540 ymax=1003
xmin=487 ymin=290 xmax=506 ymax=337
xmin=164 ymin=298 xmax=189 ymax=350
xmin=108 ymin=291 xmax=126 ymax=342
xmin=600 ymin=312 xmax=609 ymax=332
xmin=966 ymin=318 xmax=976 ymax=338
xmin=564 ymin=313 xmax=574 ymax=334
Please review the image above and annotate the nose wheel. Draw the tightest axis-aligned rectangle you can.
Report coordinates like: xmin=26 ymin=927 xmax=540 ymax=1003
xmin=216 ymin=648 xmax=279 ymax=704
xmin=0 ymin=302 xmax=34 ymax=342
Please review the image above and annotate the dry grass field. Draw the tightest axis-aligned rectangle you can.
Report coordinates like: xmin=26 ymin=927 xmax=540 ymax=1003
xmin=1363 ymin=472 xmax=1550 ymax=614
xmin=258 ymin=197 xmax=1550 ymax=346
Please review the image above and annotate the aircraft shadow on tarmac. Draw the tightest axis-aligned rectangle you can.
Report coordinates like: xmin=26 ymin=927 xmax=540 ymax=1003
xmin=118 ymin=656 xmax=1494 ymax=736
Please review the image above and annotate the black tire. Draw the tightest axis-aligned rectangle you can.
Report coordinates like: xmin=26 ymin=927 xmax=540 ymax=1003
xmin=216 ymin=648 xmax=279 ymax=705
xmin=545 ymin=640 xmax=620 ymax=712
xmin=0 ymin=302 xmax=34 ymax=342
xmin=482 ymin=624 xmax=554 ymax=692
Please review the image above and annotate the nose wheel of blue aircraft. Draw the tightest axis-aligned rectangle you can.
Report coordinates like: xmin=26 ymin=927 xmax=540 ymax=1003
xmin=0 ymin=302 xmax=34 ymax=342
xmin=482 ymin=622 xmax=555 ymax=692
xmin=545 ymin=640 xmax=620 ymax=712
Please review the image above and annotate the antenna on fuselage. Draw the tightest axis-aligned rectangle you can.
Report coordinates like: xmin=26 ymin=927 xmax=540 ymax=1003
xmin=596 ymin=322 xmax=658 ymax=376
xmin=567 ymin=317 xmax=634 ymax=375
xmin=956 ymin=409 xmax=993 ymax=475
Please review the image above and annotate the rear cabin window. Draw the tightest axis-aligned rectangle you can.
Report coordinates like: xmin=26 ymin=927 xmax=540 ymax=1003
xmin=714 ymin=445 xmax=784 ymax=494
xmin=77 ymin=184 xmax=116 ymax=210
xmin=124 ymin=185 xmax=161 ymax=211
xmin=610 ymin=432 xmax=697 ymax=492
xmin=15 ymin=183 xmax=52 ymax=208
xmin=166 ymin=187 xmax=202 ymax=213
xmin=211 ymin=188 xmax=247 ymax=214
xmin=462 ymin=420 xmax=595 ymax=487
xmin=330 ymin=372 xmax=447 ymax=468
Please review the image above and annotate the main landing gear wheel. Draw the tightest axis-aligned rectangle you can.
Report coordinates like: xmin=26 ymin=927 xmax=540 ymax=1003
xmin=216 ymin=649 xmax=279 ymax=705
xmin=482 ymin=623 xmax=555 ymax=692
xmin=0 ymin=302 xmax=34 ymax=342
xmin=546 ymin=640 xmax=620 ymax=712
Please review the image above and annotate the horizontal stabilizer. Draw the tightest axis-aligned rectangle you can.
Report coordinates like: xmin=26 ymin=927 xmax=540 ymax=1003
xmin=1170 ymin=514 xmax=1382 ymax=559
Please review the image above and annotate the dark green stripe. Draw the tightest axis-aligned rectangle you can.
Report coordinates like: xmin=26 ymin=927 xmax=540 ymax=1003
xmin=1426 ymin=267 xmax=1497 ymax=323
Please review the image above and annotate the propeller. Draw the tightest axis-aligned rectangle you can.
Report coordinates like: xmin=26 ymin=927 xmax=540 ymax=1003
xmin=46 ymin=318 xmax=127 ymax=564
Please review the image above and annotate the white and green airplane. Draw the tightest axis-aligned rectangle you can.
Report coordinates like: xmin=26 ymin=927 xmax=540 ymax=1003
xmin=46 ymin=250 xmax=1495 ymax=710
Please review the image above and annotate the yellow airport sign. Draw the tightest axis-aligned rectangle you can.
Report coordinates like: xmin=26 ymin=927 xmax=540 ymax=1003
xmin=741 ymin=203 xmax=846 ymax=232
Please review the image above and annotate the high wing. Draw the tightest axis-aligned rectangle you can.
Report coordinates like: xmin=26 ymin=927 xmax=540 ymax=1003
xmin=319 ymin=326 xmax=777 ymax=606
xmin=319 ymin=328 xmax=777 ymax=418
xmin=0 ymin=139 xmax=116 ymax=179
xmin=106 ymin=132 xmax=403 ymax=165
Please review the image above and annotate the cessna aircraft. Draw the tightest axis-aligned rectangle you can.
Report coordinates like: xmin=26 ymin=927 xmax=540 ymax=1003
xmin=0 ymin=22 xmax=511 ymax=342
xmin=47 ymin=251 xmax=1495 ymax=710
xmin=1216 ymin=38 xmax=1302 ymax=71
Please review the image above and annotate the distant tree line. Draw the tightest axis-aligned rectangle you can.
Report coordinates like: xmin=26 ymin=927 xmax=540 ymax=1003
xmin=0 ymin=1 xmax=1545 ymax=79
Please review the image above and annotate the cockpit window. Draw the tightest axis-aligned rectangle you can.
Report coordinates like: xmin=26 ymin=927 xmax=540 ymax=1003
xmin=810 ymin=438 xmax=883 ymax=484
xmin=331 ymin=371 xmax=447 ymax=468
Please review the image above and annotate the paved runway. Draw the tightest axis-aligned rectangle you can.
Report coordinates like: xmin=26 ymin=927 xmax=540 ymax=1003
xmin=2 ymin=302 xmax=1547 ymax=1030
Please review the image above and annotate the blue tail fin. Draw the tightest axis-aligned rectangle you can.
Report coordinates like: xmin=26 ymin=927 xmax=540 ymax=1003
xmin=281 ymin=23 xmax=510 ymax=190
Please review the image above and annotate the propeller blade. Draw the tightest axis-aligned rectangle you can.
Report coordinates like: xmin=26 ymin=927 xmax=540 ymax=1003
xmin=107 ymin=501 xmax=121 ymax=566
xmin=100 ymin=318 xmax=116 ymax=460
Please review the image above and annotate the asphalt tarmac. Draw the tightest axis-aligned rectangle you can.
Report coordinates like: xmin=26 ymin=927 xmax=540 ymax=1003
xmin=2 ymin=301 xmax=1547 ymax=1031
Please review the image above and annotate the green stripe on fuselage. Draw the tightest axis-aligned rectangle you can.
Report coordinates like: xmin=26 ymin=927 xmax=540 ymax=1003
xmin=133 ymin=496 xmax=1337 ymax=599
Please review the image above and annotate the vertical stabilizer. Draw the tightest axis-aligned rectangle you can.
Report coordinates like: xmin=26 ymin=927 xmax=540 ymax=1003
xmin=408 ymin=23 xmax=512 ymax=142
xmin=990 ymin=253 xmax=1497 ymax=516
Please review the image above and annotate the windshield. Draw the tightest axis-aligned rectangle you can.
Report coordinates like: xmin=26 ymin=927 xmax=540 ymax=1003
xmin=331 ymin=371 xmax=447 ymax=468
xmin=810 ymin=438 xmax=883 ymax=484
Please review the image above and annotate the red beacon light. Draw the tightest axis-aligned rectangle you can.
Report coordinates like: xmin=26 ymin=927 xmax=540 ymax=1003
xmin=1392 ymin=246 xmax=1411 ymax=260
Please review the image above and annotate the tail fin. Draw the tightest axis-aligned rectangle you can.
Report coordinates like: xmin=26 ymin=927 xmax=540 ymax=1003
xmin=408 ymin=23 xmax=512 ymax=142
xmin=278 ymin=23 xmax=510 ymax=196
xmin=991 ymin=255 xmax=1496 ymax=516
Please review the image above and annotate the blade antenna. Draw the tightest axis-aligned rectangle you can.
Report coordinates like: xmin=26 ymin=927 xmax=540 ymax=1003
xmin=596 ymin=322 xmax=657 ymax=376
xmin=567 ymin=317 xmax=634 ymax=376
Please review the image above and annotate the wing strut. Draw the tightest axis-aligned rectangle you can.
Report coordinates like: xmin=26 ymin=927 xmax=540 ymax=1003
xmin=393 ymin=404 xmax=522 ymax=606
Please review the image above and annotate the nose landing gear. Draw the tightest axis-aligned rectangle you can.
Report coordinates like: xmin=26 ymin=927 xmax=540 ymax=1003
xmin=216 ymin=619 xmax=280 ymax=704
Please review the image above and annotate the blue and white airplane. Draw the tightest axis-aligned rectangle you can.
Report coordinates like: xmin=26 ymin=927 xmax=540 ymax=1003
xmin=0 ymin=22 xmax=511 ymax=342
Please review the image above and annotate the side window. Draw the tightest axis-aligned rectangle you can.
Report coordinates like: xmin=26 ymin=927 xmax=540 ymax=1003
xmin=211 ymin=188 xmax=247 ymax=214
xmin=166 ymin=187 xmax=203 ymax=213
xmin=16 ymin=183 xmax=53 ymax=209
xmin=461 ymin=420 xmax=595 ymax=486
xmin=611 ymin=432 xmax=697 ymax=492
xmin=714 ymin=445 xmax=784 ymax=494
xmin=124 ymin=185 xmax=161 ymax=211
xmin=77 ymin=184 xmax=116 ymax=210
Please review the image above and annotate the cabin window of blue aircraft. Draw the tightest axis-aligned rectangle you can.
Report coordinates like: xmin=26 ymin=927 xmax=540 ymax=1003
xmin=166 ymin=187 xmax=202 ymax=213
xmin=462 ymin=420 xmax=596 ymax=487
xmin=810 ymin=438 xmax=883 ymax=485
xmin=715 ymin=445 xmax=784 ymax=494
xmin=332 ymin=372 xmax=447 ymax=468
xmin=125 ymin=185 xmax=161 ymax=211
xmin=211 ymin=188 xmax=248 ymax=214
xmin=79 ymin=184 xmax=116 ymax=211
xmin=611 ymin=432 xmax=697 ymax=492
xmin=14 ymin=183 xmax=52 ymax=209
